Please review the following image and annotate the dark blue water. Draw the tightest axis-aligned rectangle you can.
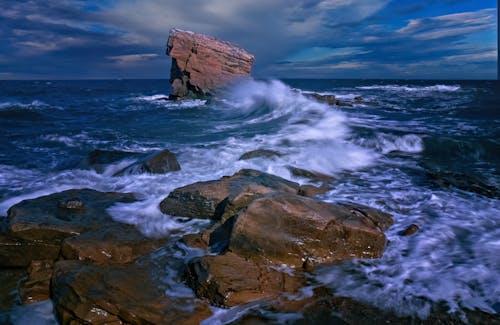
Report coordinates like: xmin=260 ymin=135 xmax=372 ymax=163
xmin=1 ymin=79 xmax=499 ymax=322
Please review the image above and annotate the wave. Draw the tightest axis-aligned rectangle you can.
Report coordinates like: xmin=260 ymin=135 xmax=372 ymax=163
xmin=0 ymin=100 xmax=58 ymax=110
xmin=129 ymin=94 xmax=207 ymax=109
xmin=357 ymin=133 xmax=424 ymax=155
xmin=215 ymin=79 xmax=376 ymax=175
xmin=357 ymin=84 xmax=461 ymax=92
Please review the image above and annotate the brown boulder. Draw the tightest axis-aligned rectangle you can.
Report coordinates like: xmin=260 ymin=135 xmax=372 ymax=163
xmin=160 ymin=169 xmax=301 ymax=220
xmin=0 ymin=227 xmax=60 ymax=267
xmin=400 ymin=223 xmax=420 ymax=236
xmin=239 ymin=149 xmax=283 ymax=161
xmin=0 ymin=268 xmax=26 ymax=313
xmin=19 ymin=260 xmax=54 ymax=304
xmin=304 ymin=92 xmax=336 ymax=105
xmin=6 ymin=189 xmax=136 ymax=243
xmin=116 ymin=149 xmax=181 ymax=175
xmin=51 ymin=260 xmax=212 ymax=324
xmin=185 ymin=252 xmax=304 ymax=307
xmin=287 ymin=166 xmax=335 ymax=183
xmin=167 ymin=29 xmax=254 ymax=99
xmin=61 ymin=223 xmax=167 ymax=264
xmin=220 ymin=192 xmax=393 ymax=268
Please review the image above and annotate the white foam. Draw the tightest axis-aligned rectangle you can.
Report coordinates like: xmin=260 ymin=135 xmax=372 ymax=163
xmin=357 ymin=84 xmax=461 ymax=92
xmin=357 ymin=133 xmax=424 ymax=155
xmin=129 ymin=94 xmax=207 ymax=109
xmin=316 ymin=167 xmax=500 ymax=318
xmin=0 ymin=100 xmax=55 ymax=110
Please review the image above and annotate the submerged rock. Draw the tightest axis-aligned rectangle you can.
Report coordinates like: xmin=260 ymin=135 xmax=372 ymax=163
xmin=167 ymin=29 xmax=254 ymax=99
xmin=81 ymin=149 xmax=143 ymax=173
xmin=238 ymin=149 xmax=283 ymax=161
xmin=400 ymin=223 xmax=419 ymax=236
xmin=287 ymin=166 xmax=335 ymax=183
xmin=305 ymin=93 xmax=336 ymax=105
xmin=427 ymin=171 xmax=499 ymax=199
xmin=82 ymin=149 xmax=181 ymax=176
xmin=51 ymin=261 xmax=212 ymax=324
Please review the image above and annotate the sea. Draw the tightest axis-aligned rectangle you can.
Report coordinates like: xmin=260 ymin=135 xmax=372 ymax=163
xmin=0 ymin=78 xmax=499 ymax=323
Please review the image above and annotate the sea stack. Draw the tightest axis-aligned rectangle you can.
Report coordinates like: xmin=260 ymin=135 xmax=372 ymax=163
xmin=166 ymin=29 xmax=255 ymax=99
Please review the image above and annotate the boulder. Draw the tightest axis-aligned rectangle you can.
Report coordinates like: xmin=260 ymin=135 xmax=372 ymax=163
xmin=0 ymin=223 xmax=60 ymax=267
xmin=304 ymin=93 xmax=336 ymax=105
xmin=238 ymin=149 xmax=283 ymax=161
xmin=185 ymin=252 xmax=304 ymax=307
xmin=116 ymin=149 xmax=181 ymax=175
xmin=51 ymin=261 xmax=212 ymax=324
xmin=166 ymin=29 xmax=254 ymax=99
xmin=427 ymin=171 xmax=499 ymax=199
xmin=400 ymin=224 xmax=419 ymax=236
xmin=287 ymin=166 xmax=335 ymax=183
xmin=159 ymin=169 xmax=301 ymax=220
xmin=7 ymin=189 xmax=136 ymax=243
xmin=80 ymin=149 xmax=143 ymax=173
xmin=215 ymin=192 xmax=393 ymax=268
xmin=19 ymin=260 xmax=54 ymax=304
xmin=61 ymin=223 xmax=167 ymax=264
xmin=0 ymin=268 xmax=26 ymax=313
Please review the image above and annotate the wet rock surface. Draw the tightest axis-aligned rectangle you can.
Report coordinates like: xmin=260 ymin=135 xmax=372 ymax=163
xmin=287 ymin=166 xmax=335 ymax=183
xmin=185 ymin=252 xmax=304 ymax=307
xmin=167 ymin=29 xmax=254 ymax=99
xmin=81 ymin=149 xmax=144 ymax=173
xmin=19 ymin=260 xmax=54 ymax=304
xmin=239 ymin=149 xmax=283 ymax=160
xmin=61 ymin=223 xmax=168 ymax=264
xmin=52 ymin=260 xmax=212 ymax=324
xmin=116 ymin=149 xmax=181 ymax=175
xmin=219 ymin=192 xmax=393 ymax=267
xmin=400 ymin=223 xmax=420 ymax=236
xmin=7 ymin=189 xmax=136 ymax=242
xmin=81 ymin=149 xmax=181 ymax=176
xmin=160 ymin=169 xmax=303 ymax=220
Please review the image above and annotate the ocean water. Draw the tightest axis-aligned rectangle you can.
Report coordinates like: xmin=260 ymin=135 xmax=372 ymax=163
xmin=0 ymin=78 xmax=499 ymax=322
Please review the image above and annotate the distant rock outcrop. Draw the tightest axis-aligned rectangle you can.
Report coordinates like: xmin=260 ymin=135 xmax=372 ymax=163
xmin=166 ymin=29 xmax=254 ymax=99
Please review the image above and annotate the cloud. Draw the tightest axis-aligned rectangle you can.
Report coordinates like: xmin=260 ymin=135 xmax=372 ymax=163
xmin=0 ymin=0 xmax=496 ymax=79
xmin=397 ymin=8 xmax=496 ymax=40
xmin=107 ymin=53 xmax=160 ymax=65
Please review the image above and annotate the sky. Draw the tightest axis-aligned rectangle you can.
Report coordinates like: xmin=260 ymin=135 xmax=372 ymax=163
xmin=0 ymin=0 xmax=497 ymax=79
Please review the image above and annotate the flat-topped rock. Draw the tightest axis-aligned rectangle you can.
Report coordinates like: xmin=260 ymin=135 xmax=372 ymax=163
xmin=7 ymin=189 xmax=136 ymax=242
xmin=167 ymin=29 xmax=254 ymax=99
xmin=159 ymin=169 xmax=302 ymax=220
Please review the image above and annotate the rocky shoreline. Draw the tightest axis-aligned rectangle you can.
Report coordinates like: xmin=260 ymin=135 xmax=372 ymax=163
xmin=1 ymin=148 xmax=498 ymax=324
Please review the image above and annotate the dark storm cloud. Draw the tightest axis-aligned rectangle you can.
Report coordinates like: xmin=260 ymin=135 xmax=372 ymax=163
xmin=0 ymin=0 xmax=496 ymax=79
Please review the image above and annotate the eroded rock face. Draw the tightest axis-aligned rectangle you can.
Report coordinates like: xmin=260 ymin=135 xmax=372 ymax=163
xmin=160 ymin=169 xmax=302 ymax=220
xmin=185 ymin=252 xmax=304 ymax=307
xmin=219 ymin=192 xmax=393 ymax=267
xmin=51 ymin=261 xmax=212 ymax=324
xmin=167 ymin=29 xmax=254 ymax=99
